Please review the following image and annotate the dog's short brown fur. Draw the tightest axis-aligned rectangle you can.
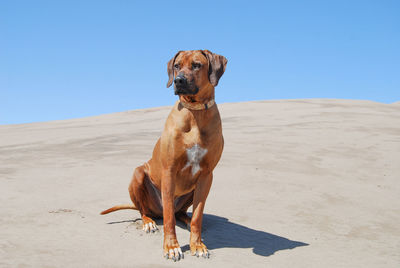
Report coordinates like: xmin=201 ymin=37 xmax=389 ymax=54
xmin=101 ymin=50 xmax=227 ymax=261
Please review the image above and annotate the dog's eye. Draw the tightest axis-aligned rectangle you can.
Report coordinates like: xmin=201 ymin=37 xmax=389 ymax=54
xmin=174 ymin=64 xmax=180 ymax=69
xmin=192 ymin=63 xmax=202 ymax=70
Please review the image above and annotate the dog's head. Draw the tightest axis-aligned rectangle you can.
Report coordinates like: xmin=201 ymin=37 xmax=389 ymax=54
xmin=166 ymin=50 xmax=227 ymax=96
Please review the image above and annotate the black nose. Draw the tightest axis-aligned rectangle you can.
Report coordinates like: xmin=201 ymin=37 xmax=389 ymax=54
xmin=174 ymin=75 xmax=187 ymax=86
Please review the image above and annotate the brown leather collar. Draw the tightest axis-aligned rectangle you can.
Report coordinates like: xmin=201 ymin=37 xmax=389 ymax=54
xmin=179 ymin=99 xmax=215 ymax=110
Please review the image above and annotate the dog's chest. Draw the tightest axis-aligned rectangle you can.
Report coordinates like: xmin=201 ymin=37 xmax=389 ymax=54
xmin=179 ymin=120 xmax=222 ymax=177
xmin=172 ymin=108 xmax=222 ymax=180
xmin=182 ymin=143 xmax=208 ymax=176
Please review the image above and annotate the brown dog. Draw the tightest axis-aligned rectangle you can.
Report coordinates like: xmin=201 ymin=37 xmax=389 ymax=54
xmin=101 ymin=50 xmax=227 ymax=261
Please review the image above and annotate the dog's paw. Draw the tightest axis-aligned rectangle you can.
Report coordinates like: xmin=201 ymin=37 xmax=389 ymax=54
xmin=142 ymin=216 xmax=158 ymax=233
xmin=164 ymin=237 xmax=183 ymax=261
xmin=190 ymin=242 xmax=209 ymax=258
xmin=164 ymin=247 xmax=184 ymax=262
xmin=142 ymin=222 xmax=158 ymax=233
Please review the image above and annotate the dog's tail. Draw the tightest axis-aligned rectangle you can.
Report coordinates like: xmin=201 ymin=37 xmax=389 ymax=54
xmin=100 ymin=204 xmax=138 ymax=215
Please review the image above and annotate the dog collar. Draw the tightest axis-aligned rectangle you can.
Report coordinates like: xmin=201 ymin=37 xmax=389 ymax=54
xmin=180 ymin=99 xmax=215 ymax=111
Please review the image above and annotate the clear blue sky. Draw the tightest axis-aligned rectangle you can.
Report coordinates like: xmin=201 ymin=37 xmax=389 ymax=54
xmin=1 ymin=0 xmax=399 ymax=124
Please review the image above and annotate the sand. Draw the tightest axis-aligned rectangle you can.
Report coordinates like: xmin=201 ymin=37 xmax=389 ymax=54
xmin=1 ymin=99 xmax=399 ymax=267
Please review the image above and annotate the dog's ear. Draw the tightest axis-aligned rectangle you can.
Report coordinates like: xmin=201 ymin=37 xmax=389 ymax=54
xmin=166 ymin=51 xmax=182 ymax=88
xmin=201 ymin=50 xmax=228 ymax=87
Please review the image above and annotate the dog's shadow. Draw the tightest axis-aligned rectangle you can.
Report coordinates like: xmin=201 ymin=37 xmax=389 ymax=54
xmin=108 ymin=213 xmax=308 ymax=257
xmin=190 ymin=213 xmax=308 ymax=256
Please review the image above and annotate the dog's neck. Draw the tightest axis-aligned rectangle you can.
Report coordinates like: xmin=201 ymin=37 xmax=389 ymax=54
xmin=179 ymin=98 xmax=215 ymax=110
xmin=179 ymin=85 xmax=215 ymax=111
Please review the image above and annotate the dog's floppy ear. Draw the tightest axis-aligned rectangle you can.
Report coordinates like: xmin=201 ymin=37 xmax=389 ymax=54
xmin=166 ymin=51 xmax=182 ymax=88
xmin=201 ymin=50 xmax=228 ymax=87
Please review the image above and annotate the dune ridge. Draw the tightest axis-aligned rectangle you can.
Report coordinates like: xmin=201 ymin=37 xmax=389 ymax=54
xmin=1 ymin=99 xmax=399 ymax=267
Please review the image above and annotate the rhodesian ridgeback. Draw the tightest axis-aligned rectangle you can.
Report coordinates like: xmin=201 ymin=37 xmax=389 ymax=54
xmin=101 ymin=50 xmax=227 ymax=261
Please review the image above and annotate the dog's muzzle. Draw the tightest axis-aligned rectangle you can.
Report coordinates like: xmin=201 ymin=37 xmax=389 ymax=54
xmin=174 ymin=75 xmax=187 ymax=87
xmin=174 ymin=75 xmax=199 ymax=95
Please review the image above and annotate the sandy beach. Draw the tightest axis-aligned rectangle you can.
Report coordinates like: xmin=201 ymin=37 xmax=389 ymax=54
xmin=1 ymin=99 xmax=399 ymax=267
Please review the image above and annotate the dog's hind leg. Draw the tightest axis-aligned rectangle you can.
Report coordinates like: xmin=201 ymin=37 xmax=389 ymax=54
xmin=129 ymin=165 xmax=162 ymax=233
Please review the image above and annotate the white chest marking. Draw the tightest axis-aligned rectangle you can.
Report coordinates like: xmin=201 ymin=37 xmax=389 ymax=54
xmin=183 ymin=144 xmax=208 ymax=176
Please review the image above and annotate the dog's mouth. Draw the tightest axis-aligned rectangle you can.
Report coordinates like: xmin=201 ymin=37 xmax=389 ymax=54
xmin=174 ymin=84 xmax=199 ymax=96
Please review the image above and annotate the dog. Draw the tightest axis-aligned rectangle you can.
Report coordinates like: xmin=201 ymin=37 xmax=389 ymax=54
xmin=101 ymin=50 xmax=227 ymax=261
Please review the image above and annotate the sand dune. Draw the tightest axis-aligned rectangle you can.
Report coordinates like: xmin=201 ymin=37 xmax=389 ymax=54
xmin=1 ymin=99 xmax=399 ymax=267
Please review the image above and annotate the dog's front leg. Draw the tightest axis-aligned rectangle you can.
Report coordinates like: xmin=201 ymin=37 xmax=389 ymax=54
xmin=190 ymin=172 xmax=213 ymax=258
xmin=161 ymin=169 xmax=183 ymax=261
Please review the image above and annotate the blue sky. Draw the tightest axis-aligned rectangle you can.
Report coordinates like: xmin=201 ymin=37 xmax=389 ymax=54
xmin=1 ymin=0 xmax=399 ymax=124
